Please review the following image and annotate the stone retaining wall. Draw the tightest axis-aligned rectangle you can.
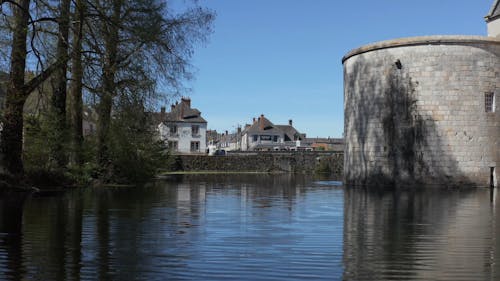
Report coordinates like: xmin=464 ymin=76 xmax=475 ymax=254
xmin=170 ymin=152 xmax=343 ymax=174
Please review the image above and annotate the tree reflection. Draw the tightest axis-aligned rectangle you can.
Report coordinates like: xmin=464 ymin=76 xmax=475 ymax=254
xmin=19 ymin=191 xmax=84 ymax=281
xmin=0 ymin=192 xmax=27 ymax=281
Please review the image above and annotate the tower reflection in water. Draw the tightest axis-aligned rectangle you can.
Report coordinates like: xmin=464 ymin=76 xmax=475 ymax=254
xmin=343 ymin=187 xmax=500 ymax=281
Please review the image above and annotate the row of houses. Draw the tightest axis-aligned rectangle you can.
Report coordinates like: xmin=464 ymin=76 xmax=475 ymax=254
xmin=0 ymin=79 xmax=342 ymax=155
xmin=156 ymin=98 xmax=343 ymax=154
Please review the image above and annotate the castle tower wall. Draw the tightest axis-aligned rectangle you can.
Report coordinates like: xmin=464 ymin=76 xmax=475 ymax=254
xmin=343 ymin=36 xmax=500 ymax=187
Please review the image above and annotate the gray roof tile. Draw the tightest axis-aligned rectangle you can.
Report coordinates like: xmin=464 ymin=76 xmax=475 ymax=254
xmin=486 ymin=0 xmax=500 ymax=20
xmin=154 ymin=99 xmax=207 ymax=124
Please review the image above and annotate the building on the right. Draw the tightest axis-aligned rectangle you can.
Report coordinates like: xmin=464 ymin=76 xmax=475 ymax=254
xmin=343 ymin=1 xmax=499 ymax=187
xmin=486 ymin=0 xmax=500 ymax=37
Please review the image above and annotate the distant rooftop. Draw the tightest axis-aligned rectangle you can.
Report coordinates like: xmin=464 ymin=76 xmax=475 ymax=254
xmin=155 ymin=97 xmax=207 ymax=124
xmin=486 ymin=0 xmax=500 ymax=21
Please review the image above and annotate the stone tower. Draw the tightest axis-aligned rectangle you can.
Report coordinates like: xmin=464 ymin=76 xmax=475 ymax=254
xmin=486 ymin=0 xmax=500 ymax=37
xmin=343 ymin=2 xmax=500 ymax=188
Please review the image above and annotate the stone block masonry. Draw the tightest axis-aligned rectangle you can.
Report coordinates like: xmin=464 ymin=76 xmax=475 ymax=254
xmin=343 ymin=36 xmax=500 ymax=188
xmin=169 ymin=152 xmax=343 ymax=175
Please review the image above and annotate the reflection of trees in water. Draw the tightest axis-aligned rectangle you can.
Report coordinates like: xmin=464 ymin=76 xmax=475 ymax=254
xmin=178 ymin=173 xmax=315 ymax=205
xmin=0 ymin=192 xmax=26 ymax=281
xmin=0 ymin=191 xmax=84 ymax=281
xmin=0 ymin=174 xmax=342 ymax=280
xmin=343 ymin=187 xmax=499 ymax=280
xmin=85 ymin=185 xmax=195 ymax=280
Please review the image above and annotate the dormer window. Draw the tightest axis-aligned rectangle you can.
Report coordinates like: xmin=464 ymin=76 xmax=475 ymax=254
xmin=170 ymin=125 xmax=177 ymax=134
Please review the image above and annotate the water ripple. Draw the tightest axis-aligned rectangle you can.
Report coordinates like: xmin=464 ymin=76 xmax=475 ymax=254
xmin=0 ymin=176 xmax=498 ymax=280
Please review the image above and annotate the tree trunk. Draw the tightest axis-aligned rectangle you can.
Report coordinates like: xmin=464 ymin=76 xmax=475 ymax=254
xmin=96 ymin=0 xmax=122 ymax=177
xmin=49 ymin=0 xmax=71 ymax=169
xmin=1 ymin=0 xmax=31 ymax=178
xmin=68 ymin=0 xmax=85 ymax=167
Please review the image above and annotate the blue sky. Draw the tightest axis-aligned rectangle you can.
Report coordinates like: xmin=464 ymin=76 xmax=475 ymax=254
xmin=180 ymin=0 xmax=491 ymax=138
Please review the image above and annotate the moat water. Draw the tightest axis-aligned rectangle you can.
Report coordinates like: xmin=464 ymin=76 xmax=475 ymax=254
xmin=0 ymin=174 xmax=499 ymax=281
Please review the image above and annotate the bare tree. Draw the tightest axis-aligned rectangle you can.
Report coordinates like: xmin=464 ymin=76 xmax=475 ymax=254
xmin=84 ymin=0 xmax=214 ymax=180
xmin=1 ymin=0 xmax=64 ymax=178
xmin=68 ymin=0 xmax=84 ymax=166
xmin=0 ymin=0 xmax=214 ymax=181
xmin=48 ymin=0 xmax=71 ymax=169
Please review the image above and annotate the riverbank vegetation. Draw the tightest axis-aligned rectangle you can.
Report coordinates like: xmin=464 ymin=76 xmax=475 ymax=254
xmin=0 ymin=0 xmax=214 ymax=188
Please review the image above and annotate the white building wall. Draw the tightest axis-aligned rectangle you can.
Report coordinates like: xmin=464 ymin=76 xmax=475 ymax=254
xmin=242 ymin=133 xmax=249 ymax=151
xmin=241 ymin=133 xmax=284 ymax=150
xmin=488 ymin=19 xmax=500 ymax=38
xmin=158 ymin=122 xmax=207 ymax=154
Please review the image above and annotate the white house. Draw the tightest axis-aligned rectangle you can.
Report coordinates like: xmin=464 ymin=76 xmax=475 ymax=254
xmin=157 ymin=98 xmax=207 ymax=154
xmin=486 ymin=0 xmax=500 ymax=37
xmin=240 ymin=114 xmax=307 ymax=151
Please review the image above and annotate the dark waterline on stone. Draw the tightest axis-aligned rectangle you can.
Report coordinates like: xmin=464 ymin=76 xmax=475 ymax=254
xmin=0 ymin=174 xmax=498 ymax=280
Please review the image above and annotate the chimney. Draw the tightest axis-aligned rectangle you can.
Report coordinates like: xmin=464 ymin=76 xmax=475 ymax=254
xmin=289 ymin=119 xmax=293 ymax=126
xmin=225 ymin=130 xmax=228 ymax=135
xmin=237 ymin=127 xmax=241 ymax=134
xmin=253 ymin=117 xmax=256 ymax=123
xmin=160 ymin=106 xmax=166 ymax=120
xmin=171 ymin=104 xmax=175 ymax=111
xmin=259 ymin=114 xmax=265 ymax=130
xmin=181 ymin=97 xmax=191 ymax=108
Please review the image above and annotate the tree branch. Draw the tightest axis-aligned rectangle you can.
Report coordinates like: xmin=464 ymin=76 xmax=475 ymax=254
xmin=22 ymin=57 xmax=68 ymax=96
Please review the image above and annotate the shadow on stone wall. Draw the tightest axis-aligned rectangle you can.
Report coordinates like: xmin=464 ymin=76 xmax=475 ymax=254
xmin=345 ymin=55 xmax=472 ymax=188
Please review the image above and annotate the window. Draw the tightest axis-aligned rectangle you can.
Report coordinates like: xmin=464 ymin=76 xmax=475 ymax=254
xmin=190 ymin=141 xmax=200 ymax=152
xmin=273 ymin=136 xmax=278 ymax=142
xmin=168 ymin=141 xmax=178 ymax=151
xmin=260 ymin=135 xmax=271 ymax=141
xmin=191 ymin=125 xmax=199 ymax=136
xmin=253 ymin=135 xmax=258 ymax=142
xmin=169 ymin=125 xmax=177 ymax=134
xmin=485 ymin=92 xmax=495 ymax=112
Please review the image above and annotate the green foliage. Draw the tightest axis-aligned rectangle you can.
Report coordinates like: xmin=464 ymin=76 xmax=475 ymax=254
xmin=104 ymin=102 xmax=170 ymax=184
xmin=23 ymin=114 xmax=73 ymax=187
xmin=1 ymin=0 xmax=213 ymax=184
xmin=315 ymin=159 xmax=331 ymax=175
xmin=23 ymin=115 xmax=52 ymax=171
xmin=66 ymin=136 xmax=99 ymax=185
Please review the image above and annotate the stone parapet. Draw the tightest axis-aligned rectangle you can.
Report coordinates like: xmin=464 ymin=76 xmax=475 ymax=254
xmin=342 ymin=35 xmax=500 ymax=63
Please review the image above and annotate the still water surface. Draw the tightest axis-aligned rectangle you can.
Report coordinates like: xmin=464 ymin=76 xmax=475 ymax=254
xmin=0 ymin=174 xmax=499 ymax=280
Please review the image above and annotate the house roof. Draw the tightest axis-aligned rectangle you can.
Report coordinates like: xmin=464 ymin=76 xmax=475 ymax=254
xmin=275 ymin=125 xmax=302 ymax=140
xmin=486 ymin=0 xmax=500 ymax=21
xmin=220 ymin=132 xmax=239 ymax=143
xmin=155 ymin=98 xmax=207 ymax=124
xmin=243 ymin=115 xmax=282 ymax=135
